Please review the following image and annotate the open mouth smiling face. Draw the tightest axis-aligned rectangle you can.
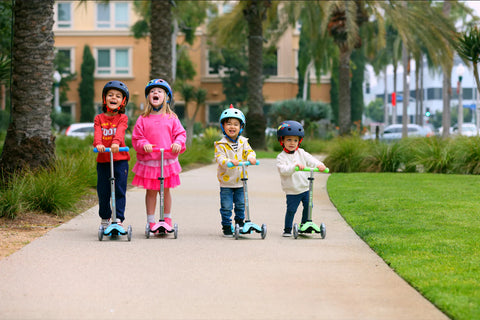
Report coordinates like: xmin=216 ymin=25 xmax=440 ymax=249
xmin=149 ymin=88 xmax=165 ymax=107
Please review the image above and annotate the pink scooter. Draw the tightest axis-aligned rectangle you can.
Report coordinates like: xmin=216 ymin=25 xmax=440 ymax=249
xmin=145 ymin=147 xmax=178 ymax=239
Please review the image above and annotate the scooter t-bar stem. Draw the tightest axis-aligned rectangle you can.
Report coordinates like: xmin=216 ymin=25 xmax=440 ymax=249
xmin=295 ymin=166 xmax=329 ymax=173
xmin=93 ymin=147 xmax=129 ymax=153
xmin=227 ymin=160 xmax=260 ymax=168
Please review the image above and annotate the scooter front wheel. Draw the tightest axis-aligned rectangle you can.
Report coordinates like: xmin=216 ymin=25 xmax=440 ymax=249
xmin=98 ymin=226 xmax=104 ymax=241
xmin=261 ymin=224 xmax=267 ymax=239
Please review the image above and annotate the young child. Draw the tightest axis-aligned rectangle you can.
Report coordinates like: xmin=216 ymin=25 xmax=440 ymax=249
xmin=93 ymin=80 xmax=130 ymax=228
xmin=276 ymin=120 xmax=326 ymax=237
xmin=214 ymin=105 xmax=256 ymax=237
xmin=132 ymin=79 xmax=186 ymax=229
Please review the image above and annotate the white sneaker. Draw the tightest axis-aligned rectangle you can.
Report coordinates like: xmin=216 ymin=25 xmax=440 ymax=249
xmin=116 ymin=218 xmax=123 ymax=227
xmin=282 ymin=232 xmax=292 ymax=237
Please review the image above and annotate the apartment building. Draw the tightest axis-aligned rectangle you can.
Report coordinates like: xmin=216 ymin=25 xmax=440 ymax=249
xmin=53 ymin=1 xmax=330 ymax=126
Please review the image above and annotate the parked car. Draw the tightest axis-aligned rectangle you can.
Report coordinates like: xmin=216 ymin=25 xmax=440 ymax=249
xmin=380 ymin=124 xmax=433 ymax=142
xmin=452 ymin=123 xmax=478 ymax=137
xmin=64 ymin=122 xmax=94 ymax=139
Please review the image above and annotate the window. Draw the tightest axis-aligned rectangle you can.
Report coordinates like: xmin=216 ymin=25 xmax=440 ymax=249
xmin=427 ymin=88 xmax=442 ymax=100
xmin=95 ymin=48 xmax=131 ymax=76
xmin=174 ymin=105 xmax=185 ymax=121
xmin=96 ymin=2 xmax=129 ymax=29
xmin=55 ymin=48 xmax=74 ymax=75
xmin=263 ymin=47 xmax=278 ymax=76
xmin=56 ymin=2 xmax=72 ymax=29
xmin=208 ymin=105 xmax=222 ymax=124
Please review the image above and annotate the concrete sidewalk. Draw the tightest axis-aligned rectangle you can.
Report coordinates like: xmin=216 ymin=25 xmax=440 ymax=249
xmin=0 ymin=159 xmax=448 ymax=320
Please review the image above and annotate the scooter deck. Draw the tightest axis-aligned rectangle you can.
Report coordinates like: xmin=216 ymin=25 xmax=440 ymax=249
xmin=103 ymin=223 xmax=128 ymax=236
xmin=299 ymin=221 xmax=322 ymax=234
xmin=150 ymin=221 xmax=175 ymax=234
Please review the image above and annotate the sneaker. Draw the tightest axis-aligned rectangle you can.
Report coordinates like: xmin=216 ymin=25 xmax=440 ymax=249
xmin=101 ymin=219 xmax=110 ymax=228
xmin=222 ymin=225 xmax=233 ymax=238
xmin=116 ymin=218 xmax=123 ymax=227
xmin=282 ymin=232 xmax=292 ymax=237
xmin=234 ymin=219 xmax=245 ymax=228
xmin=149 ymin=222 xmax=156 ymax=230
xmin=164 ymin=217 xmax=172 ymax=227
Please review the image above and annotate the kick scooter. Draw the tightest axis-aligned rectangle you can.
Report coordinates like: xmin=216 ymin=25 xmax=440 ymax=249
xmin=292 ymin=166 xmax=329 ymax=239
xmin=145 ymin=147 xmax=178 ymax=239
xmin=94 ymin=147 xmax=132 ymax=241
xmin=227 ymin=160 xmax=267 ymax=240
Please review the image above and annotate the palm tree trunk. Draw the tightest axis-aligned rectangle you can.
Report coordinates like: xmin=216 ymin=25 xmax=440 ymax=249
xmin=0 ymin=0 xmax=55 ymax=176
xmin=338 ymin=48 xmax=351 ymax=135
xmin=401 ymin=41 xmax=409 ymax=138
xmin=244 ymin=1 xmax=266 ymax=149
xmin=442 ymin=0 xmax=452 ymax=138
xmin=150 ymin=0 xmax=172 ymax=83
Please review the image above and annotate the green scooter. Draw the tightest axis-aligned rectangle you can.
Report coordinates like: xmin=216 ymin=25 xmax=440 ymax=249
xmin=293 ymin=166 xmax=329 ymax=239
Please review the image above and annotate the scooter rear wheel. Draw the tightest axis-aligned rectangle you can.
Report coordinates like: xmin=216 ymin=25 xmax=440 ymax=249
xmin=261 ymin=224 xmax=267 ymax=239
xmin=174 ymin=223 xmax=178 ymax=239
xmin=320 ymin=223 xmax=326 ymax=239
xmin=127 ymin=225 xmax=132 ymax=241
xmin=293 ymin=223 xmax=299 ymax=239
xmin=145 ymin=223 xmax=150 ymax=239
xmin=234 ymin=224 xmax=240 ymax=240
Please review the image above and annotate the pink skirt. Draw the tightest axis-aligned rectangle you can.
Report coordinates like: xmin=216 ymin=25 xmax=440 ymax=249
xmin=132 ymin=158 xmax=181 ymax=190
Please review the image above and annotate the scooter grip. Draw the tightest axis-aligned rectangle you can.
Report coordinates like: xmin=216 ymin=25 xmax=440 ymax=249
xmin=295 ymin=166 xmax=329 ymax=173
xmin=94 ymin=147 xmax=129 ymax=153
xmin=227 ymin=160 xmax=260 ymax=168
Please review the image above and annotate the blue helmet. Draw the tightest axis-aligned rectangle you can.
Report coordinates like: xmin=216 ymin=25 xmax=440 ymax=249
xmin=277 ymin=120 xmax=304 ymax=139
xmin=219 ymin=104 xmax=246 ymax=138
xmin=145 ymin=79 xmax=173 ymax=103
xmin=102 ymin=80 xmax=129 ymax=107
xmin=219 ymin=105 xmax=246 ymax=126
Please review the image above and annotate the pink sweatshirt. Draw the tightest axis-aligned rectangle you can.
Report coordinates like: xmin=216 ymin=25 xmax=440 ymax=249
xmin=132 ymin=113 xmax=186 ymax=161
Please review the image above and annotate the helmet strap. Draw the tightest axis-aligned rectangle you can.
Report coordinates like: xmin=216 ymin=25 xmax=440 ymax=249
xmin=280 ymin=137 xmax=302 ymax=154
xmin=152 ymin=106 xmax=163 ymax=112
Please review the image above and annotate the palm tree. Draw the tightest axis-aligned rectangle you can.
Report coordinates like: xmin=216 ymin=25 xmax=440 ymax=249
xmin=457 ymin=26 xmax=480 ymax=93
xmin=0 ymin=0 xmax=56 ymax=176
xmin=150 ymin=1 xmax=173 ymax=83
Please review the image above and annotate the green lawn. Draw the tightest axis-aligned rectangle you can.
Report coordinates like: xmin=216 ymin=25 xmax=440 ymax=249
xmin=327 ymin=173 xmax=480 ymax=320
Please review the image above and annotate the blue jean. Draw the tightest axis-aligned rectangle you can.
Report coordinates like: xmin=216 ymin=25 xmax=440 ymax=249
xmin=219 ymin=187 xmax=245 ymax=226
xmin=97 ymin=160 xmax=129 ymax=222
xmin=284 ymin=191 xmax=310 ymax=232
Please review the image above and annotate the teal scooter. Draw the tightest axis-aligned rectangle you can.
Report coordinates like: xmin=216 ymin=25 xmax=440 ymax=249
xmin=227 ymin=160 xmax=267 ymax=240
xmin=292 ymin=166 xmax=329 ymax=239
xmin=94 ymin=147 xmax=132 ymax=241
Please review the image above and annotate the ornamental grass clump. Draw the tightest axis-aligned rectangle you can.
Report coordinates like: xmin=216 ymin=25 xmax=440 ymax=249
xmin=323 ymin=136 xmax=370 ymax=172
xmin=451 ymin=136 xmax=480 ymax=174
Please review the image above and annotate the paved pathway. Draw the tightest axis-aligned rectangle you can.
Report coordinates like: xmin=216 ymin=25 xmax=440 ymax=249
xmin=0 ymin=159 xmax=448 ymax=319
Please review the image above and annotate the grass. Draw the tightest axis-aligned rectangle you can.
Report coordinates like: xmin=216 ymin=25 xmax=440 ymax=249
xmin=327 ymin=173 xmax=480 ymax=320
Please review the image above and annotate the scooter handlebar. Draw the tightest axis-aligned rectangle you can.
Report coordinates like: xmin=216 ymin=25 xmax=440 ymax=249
xmin=94 ymin=147 xmax=129 ymax=153
xmin=227 ymin=160 xmax=260 ymax=168
xmin=295 ymin=166 xmax=329 ymax=173
xmin=152 ymin=147 xmax=172 ymax=153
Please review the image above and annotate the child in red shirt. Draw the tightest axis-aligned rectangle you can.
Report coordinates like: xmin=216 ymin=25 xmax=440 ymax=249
xmin=93 ymin=81 xmax=130 ymax=229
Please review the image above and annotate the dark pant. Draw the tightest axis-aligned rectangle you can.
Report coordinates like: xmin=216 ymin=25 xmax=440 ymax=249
xmin=284 ymin=191 xmax=309 ymax=232
xmin=219 ymin=187 xmax=245 ymax=226
xmin=97 ymin=160 xmax=129 ymax=222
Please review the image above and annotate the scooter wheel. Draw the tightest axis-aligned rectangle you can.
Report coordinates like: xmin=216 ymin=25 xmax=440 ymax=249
xmin=234 ymin=224 xmax=240 ymax=240
xmin=127 ymin=225 xmax=132 ymax=241
xmin=174 ymin=223 xmax=178 ymax=239
xmin=293 ymin=223 xmax=299 ymax=239
xmin=145 ymin=223 xmax=150 ymax=239
xmin=98 ymin=226 xmax=104 ymax=241
xmin=261 ymin=224 xmax=267 ymax=239
xmin=320 ymin=223 xmax=326 ymax=239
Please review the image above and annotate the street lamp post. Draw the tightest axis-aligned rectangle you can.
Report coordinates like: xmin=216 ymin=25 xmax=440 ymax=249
xmin=457 ymin=64 xmax=465 ymax=135
xmin=53 ymin=71 xmax=62 ymax=113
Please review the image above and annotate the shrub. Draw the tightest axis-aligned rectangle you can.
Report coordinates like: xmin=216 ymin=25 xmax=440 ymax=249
xmin=364 ymin=141 xmax=404 ymax=173
xmin=323 ymin=137 xmax=370 ymax=172
xmin=0 ymin=172 xmax=27 ymax=219
xmin=451 ymin=136 xmax=480 ymax=174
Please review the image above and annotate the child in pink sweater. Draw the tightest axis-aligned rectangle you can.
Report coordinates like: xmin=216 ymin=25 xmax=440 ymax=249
xmin=132 ymin=79 xmax=186 ymax=227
